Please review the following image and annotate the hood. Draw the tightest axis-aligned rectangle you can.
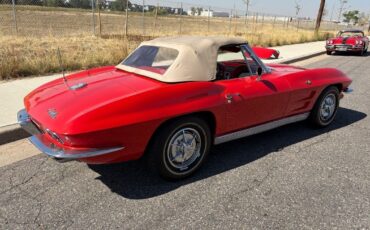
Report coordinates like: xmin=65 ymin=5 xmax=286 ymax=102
xmin=267 ymin=63 xmax=306 ymax=74
xmin=25 ymin=66 xmax=164 ymax=134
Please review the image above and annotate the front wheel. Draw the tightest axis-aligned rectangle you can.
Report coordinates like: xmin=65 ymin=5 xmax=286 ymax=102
xmin=362 ymin=47 xmax=368 ymax=56
xmin=309 ymin=86 xmax=339 ymax=127
xmin=146 ymin=116 xmax=211 ymax=180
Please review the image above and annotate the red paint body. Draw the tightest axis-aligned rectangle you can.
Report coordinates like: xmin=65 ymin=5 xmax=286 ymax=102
xmin=252 ymin=47 xmax=280 ymax=59
xmin=326 ymin=31 xmax=369 ymax=53
xmin=24 ymin=63 xmax=351 ymax=164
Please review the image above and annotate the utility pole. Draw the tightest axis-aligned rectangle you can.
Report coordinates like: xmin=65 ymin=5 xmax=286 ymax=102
xmin=315 ymin=0 xmax=326 ymax=34
xmin=295 ymin=0 xmax=302 ymax=31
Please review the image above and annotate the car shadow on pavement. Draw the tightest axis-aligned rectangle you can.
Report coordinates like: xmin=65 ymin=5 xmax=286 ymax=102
xmin=88 ymin=107 xmax=366 ymax=200
xmin=332 ymin=51 xmax=369 ymax=57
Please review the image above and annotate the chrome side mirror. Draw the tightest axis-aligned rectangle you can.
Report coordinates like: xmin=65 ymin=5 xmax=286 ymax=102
xmin=257 ymin=67 xmax=263 ymax=81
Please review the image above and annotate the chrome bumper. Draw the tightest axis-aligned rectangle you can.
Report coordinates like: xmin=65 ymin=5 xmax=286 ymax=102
xmin=29 ymin=135 xmax=124 ymax=160
xmin=18 ymin=109 xmax=124 ymax=160
xmin=17 ymin=108 xmax=42 ymax=135
xmin=326 ymin=45 xmax=363 ymax=51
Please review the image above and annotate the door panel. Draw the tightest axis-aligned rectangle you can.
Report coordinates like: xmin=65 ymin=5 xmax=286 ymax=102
xmin=216 ymin=74 xmax=291 ymax=133
xmin=283 ymin=72 xmax=321 ymax=117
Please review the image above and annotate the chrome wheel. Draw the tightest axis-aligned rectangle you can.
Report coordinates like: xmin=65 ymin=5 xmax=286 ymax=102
xmin=320 ymin=93 xmax=336 ymax=121
xmin=166 ymin=128 xmax=202 ymax=171
xmin=146 ymin=116 xmax=211 ymax=180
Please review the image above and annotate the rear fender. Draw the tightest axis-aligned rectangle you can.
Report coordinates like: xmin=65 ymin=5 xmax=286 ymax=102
xmin=252 ymin=47 xmax=280 ymax=59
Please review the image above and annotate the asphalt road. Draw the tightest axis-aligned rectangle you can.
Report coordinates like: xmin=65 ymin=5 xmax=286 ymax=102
xmin=1 ymin=53 xmax=370 ymax=229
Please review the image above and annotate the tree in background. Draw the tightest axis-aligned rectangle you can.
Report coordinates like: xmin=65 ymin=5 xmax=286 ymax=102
xmin=343 ymin=10 xmax=360 ymax=24
xmin=16 ymin=0 xmax=43 ymax=5
xmin=190 ymin=7 xmax=196 ymax=16
xmin=44 ymin=0 xmax=65 ymax=7
xmin=68 ymin=0 xmax=91 ymax=9
xmin=315 ymin=0 xmax=326 ymax=34
xmin=110 ymin=0 xmax=131 ymax=11
xmin=357 ymin=12 xmax=369 ymax=26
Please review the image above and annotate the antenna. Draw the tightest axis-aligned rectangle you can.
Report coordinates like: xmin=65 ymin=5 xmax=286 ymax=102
xmin=56 ymin=48 xmax=69 ymax=87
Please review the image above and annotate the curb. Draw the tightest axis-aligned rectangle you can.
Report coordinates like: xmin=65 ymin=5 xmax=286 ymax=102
xmin=0 ymin=124 xmax=29 ymax=145
xmin=279 ymin=51 xmax=326 ymax=64
xmin=0 ymin=51 xmax=326 ymax=145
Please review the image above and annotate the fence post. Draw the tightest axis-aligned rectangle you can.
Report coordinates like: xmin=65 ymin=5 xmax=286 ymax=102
xmin=142 ymin=0 xmax=145 ymax=35
xmin=234 ymin=9 xmax=238 ymax=34
xmin=255 ymin=13 xmax=258 ymax=33
xmin=261 ymin=14 xmax=264 ymax=29
xmin=11 ymin=0 xmax=18 ymax=35
xmin=285 ymin=17 xmax=288 ymax=28
xmin=96 ymin=0 xmax=102 ymax=36
xmin=297 ymin=19 xmax=300 ymax=31
xmin=272 ymin=16 xmax=276 ymax=30
xmin=244 ymin=9 xmax=248 ymax=34
xmin=229 ymin=10 xmax=232 ymax=35
xmin=179 ymin=2 xmax=183 ymax=35
xmin=124 ymin=0 xmax=129 ymax=36
xmin=207 ymin=6 xmax=210 ymax=35
xmin=153 ymin=2 xmax=158 ymax=36
xmin=91 ymin=0 xmax=96 ymax=36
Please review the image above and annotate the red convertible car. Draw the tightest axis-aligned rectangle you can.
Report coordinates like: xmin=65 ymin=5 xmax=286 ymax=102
xmin=18 ymin=36 xmax=352 ymax=179
xmin=252 ymin=47 xmax=280 ymax=59
xmin=326 ymin=29 xmax=369 ymax=55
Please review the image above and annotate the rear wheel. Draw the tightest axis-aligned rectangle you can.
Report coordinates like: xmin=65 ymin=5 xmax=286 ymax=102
xmin=309 ymin=86 xmax=339 ymax=127
xmin=146 ymin=116 xmax=211 ymax=180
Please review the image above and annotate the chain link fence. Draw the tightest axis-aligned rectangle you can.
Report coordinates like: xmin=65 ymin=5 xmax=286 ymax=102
xmin=1 ymin=0 xmax=365 ymax=38
xmin=2 ymin=0 xmax=369 ymax=80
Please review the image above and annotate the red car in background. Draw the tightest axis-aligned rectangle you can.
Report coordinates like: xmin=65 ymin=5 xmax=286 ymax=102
xmin=252 ymin=47 xmax=280 ymax=59
xmin=326 ymin=29 xmax=369 ymax=55
xmin=18 ymin=36 xmax=352 ymax=180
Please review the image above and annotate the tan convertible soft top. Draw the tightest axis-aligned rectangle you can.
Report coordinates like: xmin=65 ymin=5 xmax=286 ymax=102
xmin=116 ymin=36 xmax=246 ymax=83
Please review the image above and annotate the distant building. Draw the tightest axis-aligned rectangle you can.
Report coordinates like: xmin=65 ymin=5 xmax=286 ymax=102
xmin=200 ymin=10 xmax=229 ymax=18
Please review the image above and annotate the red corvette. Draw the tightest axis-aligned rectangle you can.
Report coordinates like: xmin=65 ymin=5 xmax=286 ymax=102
xmin=326 ymin=29 xmax=369 ymax=55
xmin=18 ymin=36 xmax=352 ymax=179
xmin=252 ymin=47 xmax=280 ymax=59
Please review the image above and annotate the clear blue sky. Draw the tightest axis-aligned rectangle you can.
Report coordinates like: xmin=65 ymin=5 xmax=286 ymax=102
xmin=138 ymin=0 xmax=370 ymax=19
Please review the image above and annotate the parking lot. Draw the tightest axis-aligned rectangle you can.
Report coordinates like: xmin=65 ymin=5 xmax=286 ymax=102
xmin=0 ymin=53 xmax=369 ymax=229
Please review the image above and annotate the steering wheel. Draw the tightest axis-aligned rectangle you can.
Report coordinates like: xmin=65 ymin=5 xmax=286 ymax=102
xmin=216 ymin=63 xmax=225 ymax=80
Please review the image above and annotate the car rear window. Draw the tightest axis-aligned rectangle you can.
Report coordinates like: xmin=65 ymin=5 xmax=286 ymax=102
xmin=122 ymin=46 xmax=179 ymax=75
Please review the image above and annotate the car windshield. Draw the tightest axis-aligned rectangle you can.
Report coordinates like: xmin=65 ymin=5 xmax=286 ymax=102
xmin=122 ymin=46 xmax=179 ymax=75
xmin=339 ymin=32 xmax=363 ymax=37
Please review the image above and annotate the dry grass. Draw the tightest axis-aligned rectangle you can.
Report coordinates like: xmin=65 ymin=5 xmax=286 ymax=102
xmin=0 ymin=6 xmax=336 ymax=80
xmin=0 ymin=30 xmax=331 ymax=80
xmin=0 ymin=36 xmax=133 ymax=80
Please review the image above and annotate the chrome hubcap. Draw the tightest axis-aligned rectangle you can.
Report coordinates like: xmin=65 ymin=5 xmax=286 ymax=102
xmin=166 ymin=128 xmax=202 ymax=171
xmin=320 ymin=93 xmax=336 ymax=121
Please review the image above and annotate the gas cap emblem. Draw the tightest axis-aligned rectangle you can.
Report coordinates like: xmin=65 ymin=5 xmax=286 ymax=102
xmin=48 ymin=108 xmax=58 ymax=119
xmin=70 ymin=82 xmax=87 ymax=90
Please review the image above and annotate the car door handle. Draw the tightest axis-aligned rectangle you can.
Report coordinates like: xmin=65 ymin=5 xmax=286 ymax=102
xmin=225 ymin=93 xmax=241 ymax=103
